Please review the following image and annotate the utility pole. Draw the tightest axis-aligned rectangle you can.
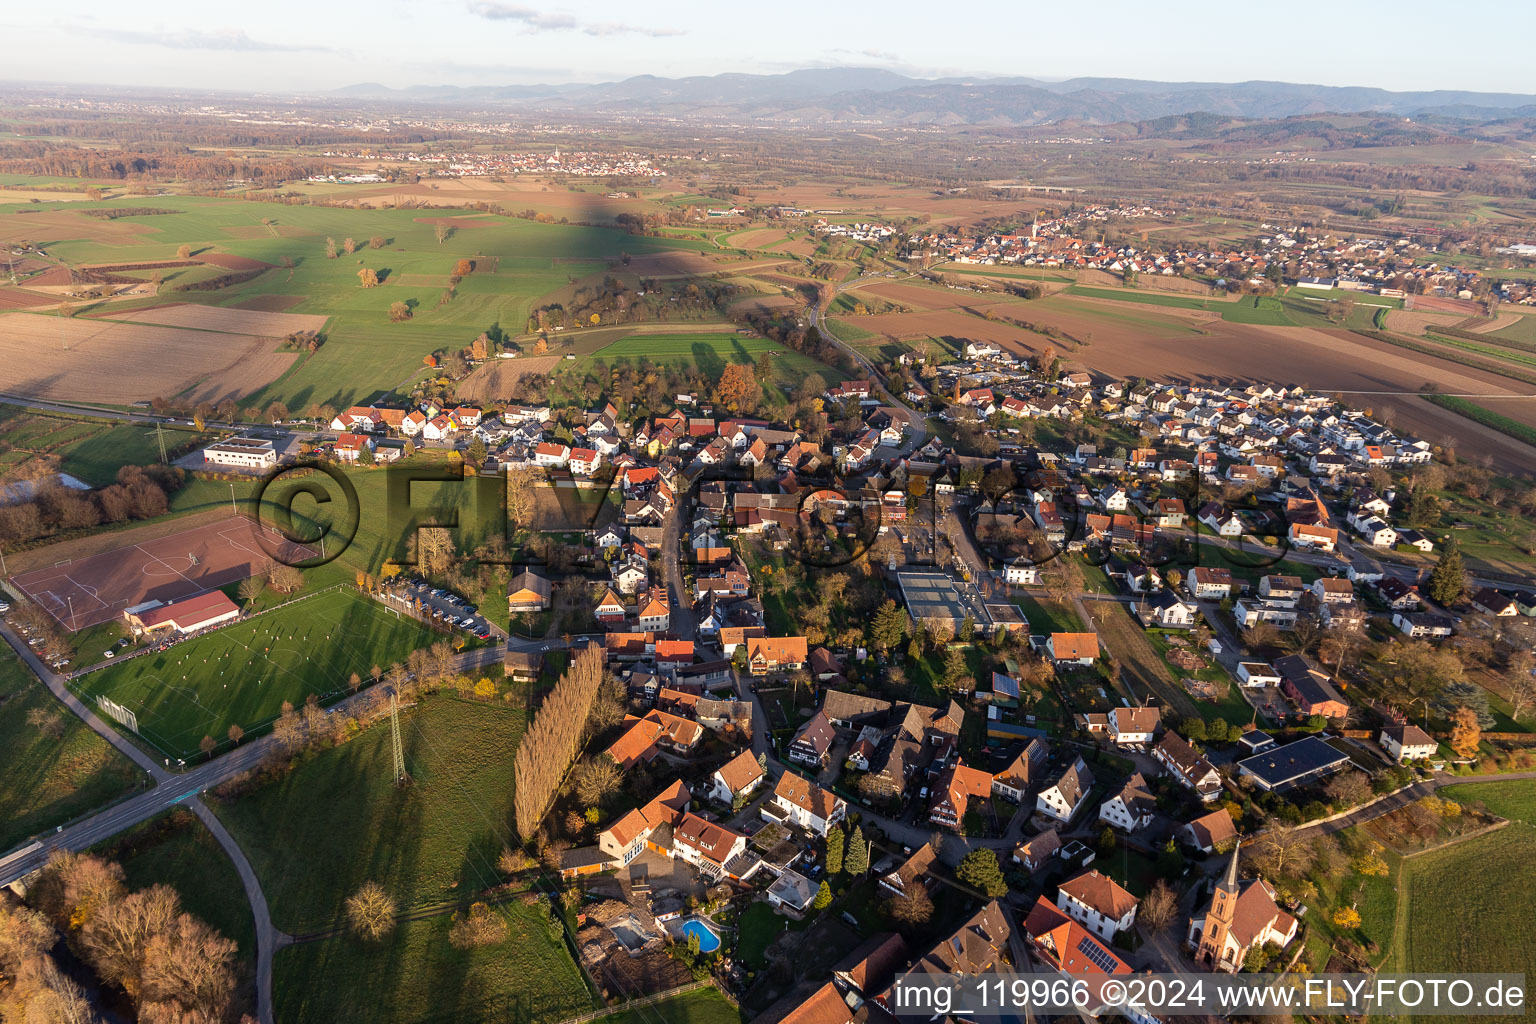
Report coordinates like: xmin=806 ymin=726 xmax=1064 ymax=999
xmin=155 ymin=422 xmax=169 ymax=465
xmin=229 ymin=482 xmax=237 ymax=515
xmin=390 ymin=692 xmax=408 ymax=786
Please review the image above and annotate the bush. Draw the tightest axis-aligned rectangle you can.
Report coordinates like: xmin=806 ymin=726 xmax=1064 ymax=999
xmin=449 ymin=902 xmax=509 ymax=948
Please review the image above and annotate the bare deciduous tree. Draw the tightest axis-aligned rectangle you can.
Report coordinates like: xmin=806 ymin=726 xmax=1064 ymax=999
xmin=344 ymin=881 xmax=397 ymax=941
xmin=1139 ymin=879 xmax=1179 ymax=934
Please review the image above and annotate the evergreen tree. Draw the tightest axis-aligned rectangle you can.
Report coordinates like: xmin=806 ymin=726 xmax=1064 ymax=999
xmin=825 ymin=826 xmax=845 ymax=876
xmin=941 ymin=646 xmax=969 ymax=693
xmin=870 ymin=600 xmax=907 ymax=652
xmin=956 ymin=849 xmax=1008 ymax=899
xmin=844 ymin=826 xmax=868 ymax=876
xmin=1427 ymin=538 xmax=1468 ymax=606
xmin=958 ymin=615 xmax=975 ymax=642
xmin=812 ymin=880 xmax=833 ymax=910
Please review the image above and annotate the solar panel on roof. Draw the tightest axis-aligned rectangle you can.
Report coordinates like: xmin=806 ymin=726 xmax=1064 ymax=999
xmin=1075 ymin=935 xmax=1119 ymax=973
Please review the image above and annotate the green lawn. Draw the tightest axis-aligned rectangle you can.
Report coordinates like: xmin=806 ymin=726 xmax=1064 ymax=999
xmin=75 ymin=589 xmax=436 ymax=760
xmin=1387 ymin=823 xmax=1536 ymax=1011
xmin=737 ymin=901 xmax=811 ymax=971
xmin=0 ymin=646 xmax=143 ymax=851
xmin=213 ymin=694 xmax=528 ymax=934
xmin=273 ymin=903 xmax=593 ymax=1024
xmin=1441 ymin=780 xmax=1536 ymax=823
xmin=590 ymin=988 xmax=742 ymax=1024
xmin=100 ymin=808 xmax=257 ymax=966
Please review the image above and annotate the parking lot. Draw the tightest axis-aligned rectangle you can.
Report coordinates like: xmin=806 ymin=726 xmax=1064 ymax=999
xmin=381 ymin=578 xmax=498 ymax=641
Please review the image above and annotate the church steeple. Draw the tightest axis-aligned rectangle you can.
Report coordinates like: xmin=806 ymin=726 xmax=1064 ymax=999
xmin=1218 ymin=843 xmax=1241 ymax=894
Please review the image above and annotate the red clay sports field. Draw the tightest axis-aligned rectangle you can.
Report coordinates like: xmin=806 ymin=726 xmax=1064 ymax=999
xmin=10 ymin=516 xmax=312 ymax=631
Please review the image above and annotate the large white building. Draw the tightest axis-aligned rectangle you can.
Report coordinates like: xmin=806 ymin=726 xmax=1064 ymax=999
xmin=202 ymin=438 xmax=277 ymax=469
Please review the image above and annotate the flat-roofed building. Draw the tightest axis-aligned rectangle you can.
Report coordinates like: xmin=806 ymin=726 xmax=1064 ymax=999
xmin=203 ymin=437 xmax=277 ymax=469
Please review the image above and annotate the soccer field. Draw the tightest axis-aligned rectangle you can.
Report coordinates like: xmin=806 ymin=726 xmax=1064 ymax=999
xmin=75 ymin=588 xmax=435 ymax=761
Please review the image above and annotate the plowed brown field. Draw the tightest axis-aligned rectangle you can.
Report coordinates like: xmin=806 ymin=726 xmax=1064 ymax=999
xmin=0 ymin=312 xmax=295 ymax=404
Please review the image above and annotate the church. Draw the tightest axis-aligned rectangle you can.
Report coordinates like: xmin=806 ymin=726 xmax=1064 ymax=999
xmin=1187 ymin=847 xmax=1298 ymax=971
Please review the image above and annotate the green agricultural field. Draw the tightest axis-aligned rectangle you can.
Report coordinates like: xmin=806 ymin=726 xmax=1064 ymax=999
xmin=591 ymin=988 xmax=743 ymax=1024
xmin=274 ymin=903 xmax=594 ymax=1024
xmin=1388 ymin=823 xmax=1536 ymax=1014
xmin=1065 ymin=285 xmax=1224 ymax=310
xmin=2 ymin=195 xmax=706 ymax=412
xmin=1425 ymin=332 xmax=1536 ymax=369
xmin=1491 ymin=313 xmax=1536 ymax=345
xmin=585 ymin=331 xmax=849 ymax=387
xmin=1219 ymin=294 xmax=1294 ymax=326
xmin=1442 ymin=780 xmax=1536 ymax=823
xmin=0 ymin=404 xmax=208 ymax=487
xmin=101 ymin=808 xmax=257 ymax=966
xmin=0 ymin=647 xmax=143 ymax=850
xmin=75 ymin=588 xmax=435 ymax=760
xmin=213 ymin=694 xmax=528 ymax=933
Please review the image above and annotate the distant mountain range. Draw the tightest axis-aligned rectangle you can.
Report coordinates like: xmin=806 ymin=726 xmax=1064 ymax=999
xmin=329 ymin=68 xmax=1536 ymax=124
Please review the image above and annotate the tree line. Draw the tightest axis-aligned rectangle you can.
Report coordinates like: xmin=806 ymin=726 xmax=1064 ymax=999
xmin=0 ymin=464 xmax=185 ymax=551
xmin=513 ymin=645 xmax=607 ymax=839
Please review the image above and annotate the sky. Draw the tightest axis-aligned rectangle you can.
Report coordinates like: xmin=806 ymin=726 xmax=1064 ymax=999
xmin=3 ymin=0 xmax=1530 ymax=95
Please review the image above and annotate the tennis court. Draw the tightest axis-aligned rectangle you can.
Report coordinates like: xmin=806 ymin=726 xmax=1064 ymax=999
xmin=11 ymin=515 xmax=311 ymax=631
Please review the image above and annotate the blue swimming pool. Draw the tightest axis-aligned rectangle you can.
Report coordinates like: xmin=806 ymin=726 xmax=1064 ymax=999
xmin=680 ymin=918 xmax=721 ymax=954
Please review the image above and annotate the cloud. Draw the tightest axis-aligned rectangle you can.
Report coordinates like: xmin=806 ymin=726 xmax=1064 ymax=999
xmin=83 ymin=26 xmax=334 ymax=53
xmin=467 ymin=3 xmax=683 ymax=37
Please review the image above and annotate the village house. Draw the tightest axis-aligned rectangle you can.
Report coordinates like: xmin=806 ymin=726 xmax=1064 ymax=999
xmin=1045 ymin=632 xmax=1099 ymax=666
xmin=1186 ymin=567 xmax=1236 ymax=600
xmin=1014 ymin=828 xmax=1062 ymax=871
xmin=928 ymin=761 xmax=995 ymax=830
xmin=1057 ymin=869 xmax=1139 ymax=942
xmin=991 ymin=738 xmax=1049 ymax=802
xmin=1394 ymin=611 xmax=1454 ymax=638
xmin=708 ymin=749 xmax=766 ymax=805
xmin=1274 ymin=654 xmax=1350 ymax=718
xmin=593 ymin=780 xmax=690 ymax=869
xmin=1379 ymin=723 xmax=1438 ymax=762
xmin=1098 ymin=773 xmax=1156 ymax=834
xmin=1152 ymin=731 xmax=1223 ymax=802
xmin=746 ymin=635 xmax=809 ymax=675
xmin=506 ymin=569 xmax=553 ymax=613
xmin=1037 ymin=757 xmax=1095 ymax=822
xmin=1107 ymin=706 xmax=1160 ymax=747
xmin=768 ymin=772 xmax=847 ymax=836
xmin=1178 ymin=807 xmax=1237 ymax=854
xmin=787 ymin=710 xmax=836 ymax=769
xmin=878 ymin=842 xmax=937 ymax=899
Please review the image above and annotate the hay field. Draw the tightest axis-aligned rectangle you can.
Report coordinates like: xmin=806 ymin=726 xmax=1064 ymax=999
xmin=0 ymin=312 xmax=294 ymax=404
xmin=110 ymin=303 xmax=329 ymax=336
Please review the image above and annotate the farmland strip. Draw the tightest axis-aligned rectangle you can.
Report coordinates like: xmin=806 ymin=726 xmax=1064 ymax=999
xmin=1427 ymin=324 xmax=1536 ymax=356
xmin=1350 ymin=330 xmax=1536 ymax=388
xmin=1422 ymin=394 xmax=1536 ymax=450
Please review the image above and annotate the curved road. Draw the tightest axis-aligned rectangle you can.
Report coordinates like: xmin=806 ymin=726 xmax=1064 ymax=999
xmin=0 ymin=627 xmax=541 ymax=1023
